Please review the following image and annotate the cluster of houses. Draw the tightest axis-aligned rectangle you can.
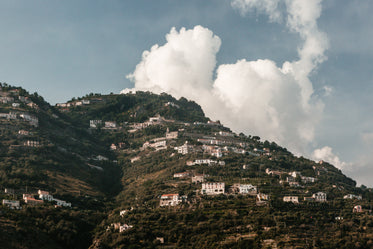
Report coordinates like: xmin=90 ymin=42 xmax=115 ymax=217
xmin=173 ymin=171 xmax=208 ymax=184
xmin=89 ymin=120 xmax=118 ymax=129
xmin=283 ymin=192 xmax=327 ymax=204
xmin=0 ymin=111 xmax=39 ymax=127
xmin=108 ymin=222 xmax=133 ymax=233
xmin=174 ymin=137 xmax=268 ymax=158
xmin=2 ymin=189 xmax=71 ymax=209
xmin=186 ymin=159 xmax=225 ymax=166
xmin=56 ymin=99 xmax=91 ymax=108
xmin=139 ymin=128 xmax=178 ymax=151
xmin=129 ymin=114 xmax=171 ymax=132
xmin=266 ymin=168 xmax=317 ymax=187
xmin=159 ymin=193 xmax=187 ymax=207
xmin=159 ymin=181 xmax=258 ymax=207
xmin=0 ymin=88 xmax=38 ymax=109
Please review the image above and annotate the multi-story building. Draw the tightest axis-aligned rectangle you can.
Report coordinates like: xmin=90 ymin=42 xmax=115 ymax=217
xmin=160 ymin=194 xmax=181 ymax=207
xmin=312 ymin=192 xmax=327 ymax=202
xmin=201 ymin=182 xmax=225 ymax=195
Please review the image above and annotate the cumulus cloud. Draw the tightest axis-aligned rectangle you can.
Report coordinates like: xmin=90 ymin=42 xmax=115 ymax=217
xmin=123 ymin=0 xmax=329 ymax=155
xmin=312 ymin=146 xmax=349 ymax=170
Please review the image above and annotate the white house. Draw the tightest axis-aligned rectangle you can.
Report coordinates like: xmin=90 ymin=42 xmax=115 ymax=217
xmin=54 ymin=198 xmax=72 ymax=207
xmin=312 ymin=192 xmax=327 ymax=202
xmin=201 ymin=182 xmax=225 ymax=195
xmin=160 ymin=194 xmax=181 ymax=207
xmin=90 ymin=120 xmax=102 ymax=128
xmin=82 ymin=99 xmax=90 ymax=105
xmin=173 ymin=172 xmax=190 ymax=178
xmin=216 ymin=131 xmax=234 ymax=137
xmin=120 ymin=210 xmax=128 ymax=217
xmin=175 ymin=142 xmax=194 ymax=155
xmin=344 ymin=194 xmax=362 ymax=200
xmin=119 ymin=224 xmax=133 ymax=233
xmin=301 ymin=176 xmax=316 ymax=183
xmin=289 ymin=171 xmax=301 ymax=178
xmin=193 ymin=159 xmax=220 ymax=166
xmin=2 ymin=199 xmax=20 ymax=209
xmin=105 ymin=121 xmax=117 ymax=128
xmin=24 ymin=141 xmax=40 ymax=147
xmin=239 ymin=184 xmax=257 ymax=195
xmin=283 ymin=196 xmax=299 ymax=204
xmin=38 ymin=190 xmax=53 ymax=201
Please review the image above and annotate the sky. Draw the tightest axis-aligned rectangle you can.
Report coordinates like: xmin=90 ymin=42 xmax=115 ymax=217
xmin=0 ymin=0 xmax=372 ymax=186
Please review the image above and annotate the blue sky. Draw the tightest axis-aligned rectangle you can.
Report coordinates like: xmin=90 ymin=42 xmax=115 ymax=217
xmin=1 ymin=0 xmax=372 ymax=186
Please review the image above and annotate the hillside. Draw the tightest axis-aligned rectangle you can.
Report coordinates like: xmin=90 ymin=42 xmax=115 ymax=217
xmin=1 ymin=83 xmax=373 ymax=248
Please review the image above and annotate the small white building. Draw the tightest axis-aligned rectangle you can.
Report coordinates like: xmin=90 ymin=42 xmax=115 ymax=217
xmin=38 ymin=190 xmax=53 ymax=201
xmin=239 ymin=184 xmax=257 ymax=195
xmin=18 ymin=130 xmax=30 ymax=135
xmin=95 ymin=155 xmax=108 ymax=161
xmin=120 ymin=210 xmax=128 ymax=217
xmin=82 ymin=99 xmax=90 ymax=105
xmin=344 ymin=194 xmax=362 ymax=200
xmin=283 ymin=196 xmax=299 ymax=204
xmin=216 ymin=131 xmax=234 ymax=137
xmin=2 ymin=199 xmax=20 ymax=209
xmin=173 ymin=172 xmax=190 ymax=178
xmin=301 ymin=176 xmax=316 ymax=183
xmin=90 ymin=120 xmax=102 ymax=128
xmin=193 ymin=159 xmax=218 ymax=165
xmin=289 ymin=171 xmax=301 ymax=178
xmin=312 ymin=192 xmax=327 ymax=202
xmin=54 ymin=198 xmax=72 ymax=207
xmin=105 ymin=121 xmax=117 ymax=128
xmin=119 ymin=224 xmax=133 ymax=233
xmin=175 ymin=142 xmax=194 ymax=155
xmin=160 ymin=194 xmax=181 ymax=207
xmin=24 ymin=140 xmax=40 ymax=147
xmin=201 ymin=182 xmax=225 ymax=195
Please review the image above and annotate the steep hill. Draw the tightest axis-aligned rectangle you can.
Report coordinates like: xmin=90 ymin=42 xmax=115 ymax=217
xmin=1 ymin=83 xmax=372 ymax=249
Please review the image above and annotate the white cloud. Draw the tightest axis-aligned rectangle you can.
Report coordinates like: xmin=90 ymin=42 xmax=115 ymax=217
xmin=231 ymin=0 xmax=282 ymax=22
xmin=125 ymin=26 xmax=220 ymax=103
xmin=312 ymin=146 xmax=349 ymax=170
xmin=123 ymin=0 xmax=329 ymax=155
